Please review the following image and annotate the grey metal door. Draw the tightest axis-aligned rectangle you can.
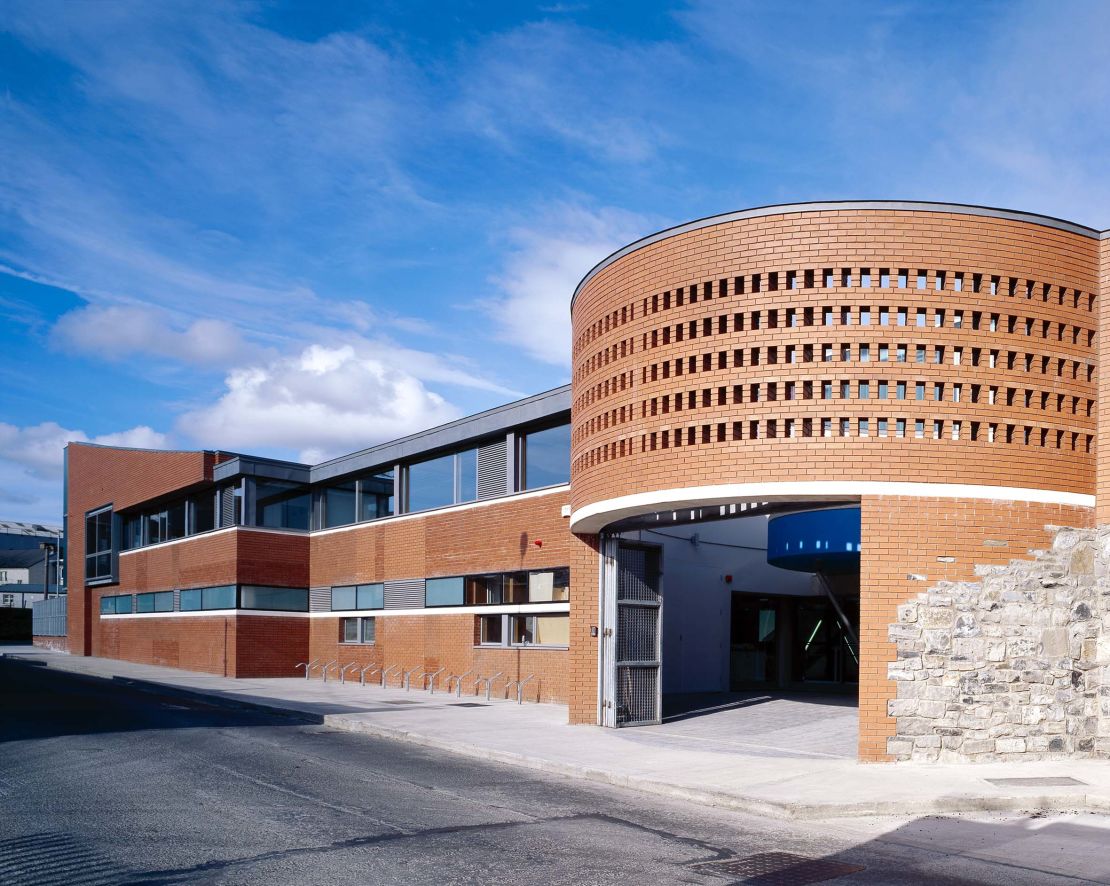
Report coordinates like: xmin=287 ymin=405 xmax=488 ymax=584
xmin=609 ymin=542 xmax=662 ymax=727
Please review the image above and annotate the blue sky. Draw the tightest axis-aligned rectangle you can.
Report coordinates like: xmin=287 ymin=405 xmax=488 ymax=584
xmin=1 ymin=0 xmax=1109 ymax=524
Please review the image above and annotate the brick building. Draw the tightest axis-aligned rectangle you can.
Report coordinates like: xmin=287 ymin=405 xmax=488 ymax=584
xmin=55 ymin=202 xmax=1110 ymax=762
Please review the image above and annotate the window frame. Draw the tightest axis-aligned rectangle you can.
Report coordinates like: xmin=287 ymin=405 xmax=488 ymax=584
xmin=340 ymin=616 xmax=376 ymax=645
xmin=85 ymin=505 xmax=116 ymax=585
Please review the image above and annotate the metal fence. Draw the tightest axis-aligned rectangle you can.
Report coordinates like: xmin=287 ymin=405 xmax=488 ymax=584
xmin=32 ymin=596 xmax=66 ymax=636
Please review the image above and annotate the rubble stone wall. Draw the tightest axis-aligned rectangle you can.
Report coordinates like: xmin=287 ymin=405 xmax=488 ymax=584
xmin=887 ymin=526 xmax=1110 ymax=762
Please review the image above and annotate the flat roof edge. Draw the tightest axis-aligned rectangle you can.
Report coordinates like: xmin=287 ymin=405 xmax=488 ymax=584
xmin=570 ymin=200 xmax=1104 ymax=313
xmin=309 ymin=384 xmax=571 ymax=483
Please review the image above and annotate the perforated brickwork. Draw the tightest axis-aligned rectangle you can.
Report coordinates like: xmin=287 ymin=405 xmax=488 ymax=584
xmin=570 ymin=209 xmax=1100 ymax=517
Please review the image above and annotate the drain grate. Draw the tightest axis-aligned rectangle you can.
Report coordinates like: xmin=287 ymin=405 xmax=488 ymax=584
xmin=381 ymin=700 xmax=421 ymax=705
xmin=985 ymin=776 xmax=1086 ymax=787
xmin=452 ymin=702 xmax=489 ymax=708
xmin=690 ymin=852 xmax=864 ymax=885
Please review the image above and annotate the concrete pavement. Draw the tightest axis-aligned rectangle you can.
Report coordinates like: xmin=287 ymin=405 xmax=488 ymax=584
xmin=8 ymin=644 xmax=1110 ymax=821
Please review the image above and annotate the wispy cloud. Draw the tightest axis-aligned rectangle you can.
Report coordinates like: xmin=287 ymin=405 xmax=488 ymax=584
xmin=483 ymin=203 xmax=650 ymax=366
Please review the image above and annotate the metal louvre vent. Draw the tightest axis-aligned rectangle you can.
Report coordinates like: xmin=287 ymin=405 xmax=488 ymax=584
xmin=476 ymin=439 xmax=508 ymax=500
xmin=172 ymin=589 xmax=180 ymax=611
xmin=384 ymin=578 xmax=425 ymax=610
xmin=219 ymin=487 xmax=236 ymax=527
xmin=309 ymin=587 xmax=331 ymax=612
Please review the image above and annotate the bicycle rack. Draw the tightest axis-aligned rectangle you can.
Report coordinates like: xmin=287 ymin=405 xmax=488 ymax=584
xmin=309 ymin=660 xmax=328 ymax=679
xmin=481 ymin=672 xmax=505 ymax=702
xmin=381 ymin=664 xmax=402 ymax=688
xmin=339 ymin=662 xmax=359 ymax=684
xmin=447 ymin=670 xmax=473 ymax=698
xmin=360 ymin=664 xmax=381 ymax=686
xmin=321 ymin=660 xmax=338 ymax=683
xmin=425 ymin=667 xmax=446 ymax=693
xmin=403 ymin=666 xmax=425 ymax=691
xmin=505 ymin=674 xmax=535 ymax=704
xmin=295 ymin=658 xmax=319 ymax=680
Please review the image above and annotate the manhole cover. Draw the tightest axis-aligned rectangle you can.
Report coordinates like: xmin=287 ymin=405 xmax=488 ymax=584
xmin=382 ymin=700 xmax=421 ymax=705
xmin=452 ymin=702 xmax=489 ymax=708
xmin=690 ymin=852 xmax=864 ymax=884
xmin=985 ymin=777 xmax=1086 ymax=787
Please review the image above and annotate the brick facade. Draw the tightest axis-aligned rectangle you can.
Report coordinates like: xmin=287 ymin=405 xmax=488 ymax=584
xmin=60 ymin=203 xmax=1110 ymax=763
xmin=570 ymin=209 xmax=1099 ymax=515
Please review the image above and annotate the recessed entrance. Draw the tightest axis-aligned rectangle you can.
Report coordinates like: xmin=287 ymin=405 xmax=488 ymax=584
xmin=598 ymin=500 xmax=859 ymax=757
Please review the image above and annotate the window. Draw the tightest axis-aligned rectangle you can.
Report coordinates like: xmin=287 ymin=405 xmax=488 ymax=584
xmin=135 ymin=591 xmax=173 ymax=613
xmin=527 ymin=568 xmax=569 ymax=602
xmin=407 ymin=453 xmax=456 ymax=512
xmin=466 ymin=574 xmax=503 ymax=605
xmin=359 ymin=470 xmax=395 ymax=521
xmin=240 ymin=586 xmax=308 ymax=611
xmin=256 ymin=480 xmax=311 ymax=530
xmin=99 ymin=594 xmax=132 ymax=615
xmin=122 ymin=514 xmax=142 ymax=551
xmin=323 ymin=481 xmax=357 ymax=528
xmin=511 ymin=614 xmax=569 ymax=647
xmin=194 ymin=494 xmax=216 ymax=534
xmin=858 ymin=381 xmax=870 ymax=399
xmin=425 ymin=576 xmax=465 ymax=607
xmin=341 ymin=617 xmax=376 ymax=644
xmin=479 ymin=615 xmax=503 ymax=645
xmin=180 ymin=585 xmax=237 ymax=611
xmin=85 ymin=506 xmax=114 ymax=583
xmin=480 ymin=613 xmax=569 ymax=647
xmin=331 ymin=583 xmax=384 ymax=611
xmin=523 ymin=424 xmax=571 ymax=489
xmin=896 ymin=382 xmax=906 ymax=400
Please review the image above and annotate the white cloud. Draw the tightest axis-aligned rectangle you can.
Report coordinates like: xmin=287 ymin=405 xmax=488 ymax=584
xmin=486 ymin=204 xmax=649 ymax=366
xmin=178 ymin=344 xmax=462 ymax=463
xmin=0 ymin=420 xmax=169 ymax=524
xmin=0 ymin=421 xmax=170 ymax=481
xmin=52 ymin=303 xmax=250 ymax=366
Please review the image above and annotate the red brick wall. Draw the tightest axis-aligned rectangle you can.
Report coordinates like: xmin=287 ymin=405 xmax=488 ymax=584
xmin=858 ymin=496 xmax=1094 ymax=761
xmin=308 ymin=490 xmax=592 ymax=705
xmin=92 ymin=528 xmax=312 ymax=676
xmin=570 ymin=209 xmax=1099 ymax=518
xmin=98 ymin=613 xmax=238 ymax=676
xmin=66 ymin=444 xmax=215 ymax=656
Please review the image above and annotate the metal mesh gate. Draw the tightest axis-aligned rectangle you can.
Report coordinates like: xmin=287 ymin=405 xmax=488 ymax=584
xmin=614 ymin=544 xmax=661 ymax=726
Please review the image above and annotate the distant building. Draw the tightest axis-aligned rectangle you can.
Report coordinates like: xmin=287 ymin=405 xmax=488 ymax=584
xmin=0 ymin=521 xmax=63 ymax=607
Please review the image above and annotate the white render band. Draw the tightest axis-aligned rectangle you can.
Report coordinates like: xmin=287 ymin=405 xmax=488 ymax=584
xmin=569 ymin=481 xmax=1095 ymax=533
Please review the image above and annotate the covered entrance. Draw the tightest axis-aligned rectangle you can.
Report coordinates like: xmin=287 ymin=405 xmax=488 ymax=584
xmin=598 ymin=501 xmax=859 ymax=754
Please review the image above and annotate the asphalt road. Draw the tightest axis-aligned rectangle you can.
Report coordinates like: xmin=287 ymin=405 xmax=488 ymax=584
xmin=0 ymin=657 xmax=1097 ymax=886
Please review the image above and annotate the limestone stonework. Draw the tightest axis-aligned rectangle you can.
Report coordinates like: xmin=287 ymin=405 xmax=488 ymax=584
xmin=887 ymin=525 xmax=1110 ymax=762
